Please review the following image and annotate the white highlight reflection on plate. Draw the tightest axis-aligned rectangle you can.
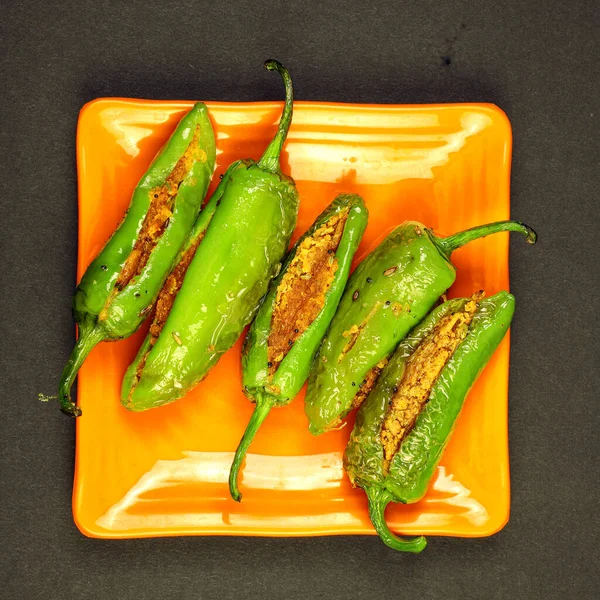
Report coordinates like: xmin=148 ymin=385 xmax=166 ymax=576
xmin=97 ymin=453 xmax=487 ymax=533
xmin=411 ymin=467 xmax=490 ymax=527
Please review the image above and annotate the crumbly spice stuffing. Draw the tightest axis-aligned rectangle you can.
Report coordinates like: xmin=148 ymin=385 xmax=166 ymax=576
xmin=115 ymin=126 xmax=204 ymax=291
xmin=267 ymin=210 xmax=348 ymax=376
xmin=148 ymin=234 xmax=205 ymax=345
xmin=380 ymin=293 xmax=482 ymax=472
xmin=132 ymin=232 xmax=205 ymax=386
xmin=351 ymin=359 xmax=389 ymax=410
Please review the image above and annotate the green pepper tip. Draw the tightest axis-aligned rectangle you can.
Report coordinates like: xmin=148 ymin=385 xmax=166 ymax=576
xmin=38 ymin=392 xmax=81 ymax=417
xmin=263 ymin=58 xmax=283 ymax=72
xmin=60 ymin=403 xmax=82 ymax=418
xmin=523 ymin=223 xmax=537 ymax=245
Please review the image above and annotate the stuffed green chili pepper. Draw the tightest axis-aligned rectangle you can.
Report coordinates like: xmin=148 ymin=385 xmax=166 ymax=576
xmin=58 ymin=103 xmax=216 ymax=416
xmin=229 ymin=194 xmax=368 ymax=501
xmin=121 ymin=60 xmax=299 ymax=411
xmin=343 ymin=290 xmax=515 ymax=552
xmin=305 ymin=219 xmax=536 ymax=434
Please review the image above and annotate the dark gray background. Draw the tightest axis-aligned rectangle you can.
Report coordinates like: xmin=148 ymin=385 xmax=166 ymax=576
xmin=1 ymin=0 xmax=598 ymax=598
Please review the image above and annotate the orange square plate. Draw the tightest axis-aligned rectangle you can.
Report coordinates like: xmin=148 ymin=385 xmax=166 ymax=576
xmin=74 ymin=98 xmax=512 ymax=539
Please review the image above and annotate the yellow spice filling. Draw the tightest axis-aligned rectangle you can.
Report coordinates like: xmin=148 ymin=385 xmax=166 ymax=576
xmin=114 ymin=125 xmax=204 ymax=292
xmin=267 ymin=210 xmax=348 ymax=376
xmin=380 ymin=293 xmax=482 ymax=472
xmin=352 ymin=359 xmax=389 ymax=410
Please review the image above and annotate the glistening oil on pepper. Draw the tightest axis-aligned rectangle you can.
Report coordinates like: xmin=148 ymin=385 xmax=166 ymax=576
xmin=343 ymin=291 xmax=516 ymax=552
xmin=305 ymin=219 xmax=536 ymax=435
xmin=57 ymin=103 xmax=216 ymax=416
xmin=229 ymin=194 xmax=368 ymax=501
xmin=121 ymin=60 xmax=300 ymax=411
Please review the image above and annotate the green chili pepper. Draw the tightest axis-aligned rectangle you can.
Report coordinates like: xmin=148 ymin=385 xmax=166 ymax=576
xmin=343 ymin=290 xmax=515 ymax=552
xmin=121 ymin=60 xmax=299 ymax=411
xmin=305 ymin=220 xmax=536 ymax=435
xmin=229 ymin=194 xmax=368 ymax=501
xmin=57 ymin=103 xmax=216 ymax=417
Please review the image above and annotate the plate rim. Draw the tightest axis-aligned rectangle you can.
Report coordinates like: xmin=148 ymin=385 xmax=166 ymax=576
xmin=73 ymin=98 xmax=512 ymax=540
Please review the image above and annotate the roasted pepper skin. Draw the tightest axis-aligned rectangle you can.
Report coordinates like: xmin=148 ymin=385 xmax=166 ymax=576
xmin=243 ymin=194 xmax=368 ymax=401
xmin=228 ymin=194 xmax=368 ymax=501
xmin=58 ymin=103 xmax=216 ymax=416
xmin=122 ymin=60 xmax=299 ymax=411
xmin=120 ymin=159 xmax=239 ymax=400
xmin=343 ymin=291 xmax=516 ymax=552
xmin=305 ymin=220 xmax=536 ymax=434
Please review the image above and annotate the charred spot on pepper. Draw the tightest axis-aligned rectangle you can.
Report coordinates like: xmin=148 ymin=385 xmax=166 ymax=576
xmin=380 ymin=292 xmax=483 ymax=473
xmin=113 ymin=125 xmax=203 ymax=294
xmin=267 ymin=209 xmax=349 ymax=376
xmin=353 ymin=290 xmax=359 ymax=301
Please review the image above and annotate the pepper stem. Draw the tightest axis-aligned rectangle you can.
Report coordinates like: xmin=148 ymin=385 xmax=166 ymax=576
xmin=257 ymin=60 xmax=294 ymax=174
xmin=436 ymin=220 xmax=537 ymax=257
xmin=228 ymin=394 xmax=275 ymax=502
xmin=57 ymin=324 xmax=104 ymax=417
xmin=365 ymin=487 xmax=427 ymax=553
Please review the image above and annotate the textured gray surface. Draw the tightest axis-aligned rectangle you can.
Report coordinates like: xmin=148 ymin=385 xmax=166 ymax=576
xmin=0 ymin=0 xmax=598 ymax=598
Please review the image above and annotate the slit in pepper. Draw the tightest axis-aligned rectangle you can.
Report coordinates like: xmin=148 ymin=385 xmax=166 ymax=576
xmin=114 ymin=126 xmax=204 ymax=291
xmin=267 ymin=209 xmax=348 ymax=375
xmin=380 ymin=292 xmax=483 ymax=472
xmin=133 ymin=232 xmax=206 ymax=385
xmin=352 ymin=358 xmax=388 ymax=410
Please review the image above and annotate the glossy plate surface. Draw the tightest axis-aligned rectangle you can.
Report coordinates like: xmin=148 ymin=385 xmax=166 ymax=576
xmin=75 ymin=99 xmax=512 ymax=538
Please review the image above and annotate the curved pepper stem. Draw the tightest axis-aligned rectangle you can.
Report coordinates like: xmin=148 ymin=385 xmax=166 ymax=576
xmin=257 ymin=60 xmax=294 ymax=174
xmin=365 ymin=487 xmax=427 ymax=553
xmin=436 ymin=220 xmax=537 ymax=258
xmin=229 ymin=394 xmax=276 ymax=502
xmin=57 ymin=325 xmax=105 ymax=417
